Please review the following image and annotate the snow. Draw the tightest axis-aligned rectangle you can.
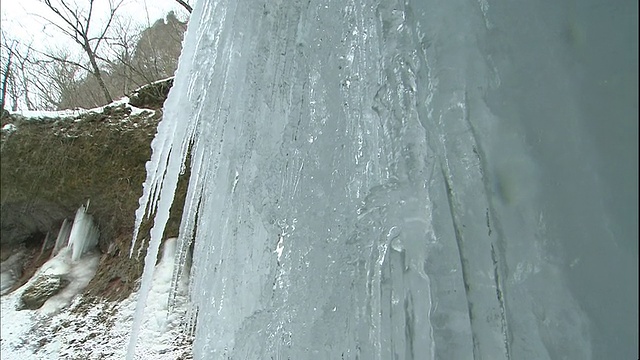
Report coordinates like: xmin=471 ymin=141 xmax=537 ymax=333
xmin=1 ymin=244 xmax=101 ymax=358
xmin=129 ymin=77 xmax=174 ymax=94
xmin=4 ymin=96 xmax=153 ymax=121
xmin=38 ymin=248 xmax=100 ymax=316
xmin=1 ymin=204 xmax=190 ymax=359
xmin=1 ymin=123 xmax=17 ymax=133
xmin=0 ymin=238 xmax=191 ymax=359
xmin=11 ymin=108 xmax=89 ymax=120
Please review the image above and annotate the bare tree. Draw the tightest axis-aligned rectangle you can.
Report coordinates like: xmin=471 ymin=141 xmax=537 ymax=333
xmin=1 ymin=35 xmax=36 ymax=111
xmin=40 ymin=0 xmax=125 ymax=104
xmin=14 ymin=43 xmax=42 ymax=110
xmin=35 ymin=50 xmax=85 ymax=109
xmin=0 ymin=50 xmax=13 ymax=110
xmin=2 ymin=29 xmax=86 ymax=111
xmin=105 ymin=17 xmax=140 ymax=95
xmin=0 ymin=40 xmax=15 ymax=111
xmin=1 ymin=8 xmax=186 ymax=111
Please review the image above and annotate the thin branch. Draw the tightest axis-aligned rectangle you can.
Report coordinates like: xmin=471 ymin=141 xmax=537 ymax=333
xmin=175 ymin=0 xmax=193 ymax=13
xmin=32 ymin=49 xmax=92 ymax=73
xmin=33 ymin=13 xmax=83 ymax=46
xmin=42 ymin=0 xmax=84 ymax=40
xmin=41 ymin=0 xmax=115 ymax=103
xmin=85 ymin=0 xmax=95 ymax=35
xmin=93 ymin=0 xmax=125 ymax=53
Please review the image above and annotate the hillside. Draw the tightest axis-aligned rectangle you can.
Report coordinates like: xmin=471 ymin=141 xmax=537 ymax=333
xmin=0 ymin=79 xmax=192 ymax=358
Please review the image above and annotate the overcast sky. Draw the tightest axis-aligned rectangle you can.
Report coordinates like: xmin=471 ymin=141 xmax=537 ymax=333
xmin=1 ymin=0 xmax=190 ymax=51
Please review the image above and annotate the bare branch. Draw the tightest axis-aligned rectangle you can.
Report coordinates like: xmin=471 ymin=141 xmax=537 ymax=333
xmin=1 ymin=41 xmax=16 ymax=110
xmin=39 ymin=0 xmax=117 ymax=103
xmin=32 ymin=13 xmax=83 ymax=46
xmin=42 ymin=0 xmax=84 ymax=40
xmin=93 ymin=0 xmax=125 ymax=53
xmin=175 ymin=0 xmax=193 ymax=13
xmin=37 ymin=51 xmax=92 ymax=73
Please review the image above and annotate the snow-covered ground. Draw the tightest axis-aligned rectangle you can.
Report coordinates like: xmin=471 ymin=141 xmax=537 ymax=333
xmin=5 ymin=96 xmax=152 ymax=120
xmin=0 ymin=238 xmax=192 ymax=359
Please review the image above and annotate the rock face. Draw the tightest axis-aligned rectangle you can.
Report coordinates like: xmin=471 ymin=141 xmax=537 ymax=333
xmin=0 ymin=201 xmax=69 ymax=248
xmin=19 ymin=275 xmax=70 ymax=310
xmin=128 ymin=78 xmax=174 ymax=109
xmin=0 ymin=106 xmax=157 ymax=250
xmin=1 ymin=79 xmax=189 ymax=302
xmin=0 ymin=251 xmax=25 ymax=294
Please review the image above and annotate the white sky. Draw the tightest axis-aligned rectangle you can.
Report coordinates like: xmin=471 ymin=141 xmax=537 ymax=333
xmin=0 ymin=0 xmax=190 ymax=52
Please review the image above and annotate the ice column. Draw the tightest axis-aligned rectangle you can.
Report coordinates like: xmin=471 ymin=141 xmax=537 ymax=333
xmin=67 ymin=203 xmax=99 ymax=261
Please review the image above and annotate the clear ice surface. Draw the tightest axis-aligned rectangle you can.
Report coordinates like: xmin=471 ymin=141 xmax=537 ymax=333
xmin=67 ymin=203 xmax=100 ymax=262
xmin=52 ymin=218 xmax=72 ymax=257
xmin=128 ymin=0 xmax=638 ymax=359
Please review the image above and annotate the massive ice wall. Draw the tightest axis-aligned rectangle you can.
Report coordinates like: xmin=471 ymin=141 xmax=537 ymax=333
xmin=128 ymin=0 xmax=638 ymax=359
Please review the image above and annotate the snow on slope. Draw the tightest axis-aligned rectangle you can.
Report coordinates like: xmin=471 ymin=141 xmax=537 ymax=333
xmin=0 ymin=238 xmax=192 ymax=359
xmin=6 ymin=96 xmax=152 ymax=120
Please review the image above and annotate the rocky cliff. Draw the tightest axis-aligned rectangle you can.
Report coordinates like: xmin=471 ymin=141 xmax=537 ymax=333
xmin=0 ymin=78 xmax=187 ymax=303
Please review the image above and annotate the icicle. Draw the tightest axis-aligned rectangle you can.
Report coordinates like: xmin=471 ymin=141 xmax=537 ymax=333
xmin=127 ymin=146 xmax=185 ymax=359
xmin=52 ymin=218 xmax=72 ymax=257
xmin=126 ymin=1 xmax=204 ymax=352
xmin=130 ymin=128 xmax=174 ymax=258
xmin=128 ymin=0 xmax=623 ymax=358
xmin=168 ymin=139 xmax=207 ymax=311
xmin=39 ymin=231 xmax=51 ymax=256
xmin=67 ymin=203 xmax=100 ymax=262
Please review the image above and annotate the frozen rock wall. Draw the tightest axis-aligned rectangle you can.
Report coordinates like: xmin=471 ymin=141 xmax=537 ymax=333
xmin=129 ymin=0 xmax=638 ymax=359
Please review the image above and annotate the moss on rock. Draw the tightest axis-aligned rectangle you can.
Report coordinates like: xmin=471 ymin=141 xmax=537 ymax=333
xmin=1 ymin=83 xmax=189 ymax=301
xmin=128 ymin=78 xmax=174 ymax=110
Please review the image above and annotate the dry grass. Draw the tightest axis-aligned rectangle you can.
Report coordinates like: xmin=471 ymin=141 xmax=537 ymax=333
xmin=1 ymin=99 xmax=189 ymax=302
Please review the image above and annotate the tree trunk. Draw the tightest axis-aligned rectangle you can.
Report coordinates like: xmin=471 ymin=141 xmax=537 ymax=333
xmin=9 ymin=73 xmax=19 ymax=111
xmin=85 ymin=44 xmax=113 ymax=104
xmin=1 ymin=49 xmax=13 ymax=111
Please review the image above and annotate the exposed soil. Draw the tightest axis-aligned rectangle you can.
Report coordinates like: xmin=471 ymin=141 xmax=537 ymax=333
xmin=1 ymin=78 xmax=189 ymax=303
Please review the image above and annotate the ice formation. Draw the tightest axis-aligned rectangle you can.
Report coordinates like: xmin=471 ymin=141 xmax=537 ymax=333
xmin=67 ymin=203 xmax=100 ymax=261
xmin=2 ymin=205 xmax=97 ymax=299
xmin=52 ymin=218 xmax=72 ymax=257
xmin=128 ymin=0 xmax=637 ymax=359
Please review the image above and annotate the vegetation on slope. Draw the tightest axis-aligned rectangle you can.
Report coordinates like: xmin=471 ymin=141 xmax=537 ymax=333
xmin=1 ymin=79 xmax=188 ymax=301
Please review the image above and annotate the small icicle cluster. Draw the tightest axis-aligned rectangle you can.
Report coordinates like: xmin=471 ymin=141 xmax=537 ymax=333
xmin=50 ymin=201 xmax=100 ymax=261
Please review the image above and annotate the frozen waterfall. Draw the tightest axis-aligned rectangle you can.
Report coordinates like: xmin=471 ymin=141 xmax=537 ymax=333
xmin=128 ymin=0 xmax=638 ymax=359
xmin=67 ymin=203 xmax=100 ymax=262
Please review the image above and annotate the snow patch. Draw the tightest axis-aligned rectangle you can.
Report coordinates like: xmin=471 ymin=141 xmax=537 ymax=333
xmin=2 ymin=123 xmax=17 ymax=133
xmin=5 ymin=95 xmax=154 ymax=122
xmin=38 ymin=248 xmax=100 ymax=315
xmin=1 ymin=238 xmax=192 ymax=359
